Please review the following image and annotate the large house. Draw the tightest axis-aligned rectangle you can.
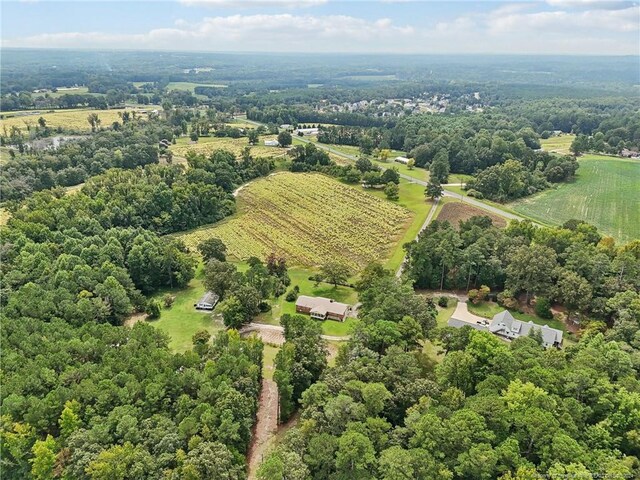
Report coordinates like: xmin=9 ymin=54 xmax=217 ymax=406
xmin=489 ymin=310 xmax=563 ymax=348
xmin=447 ymin=304 xmax=563 ymax=348
xmin=295 ymin=295 xmax=350 ymax=321
xmin=194 ymin=291 xmax=219 ymax=311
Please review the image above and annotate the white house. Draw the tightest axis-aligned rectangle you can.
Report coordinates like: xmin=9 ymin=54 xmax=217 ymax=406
xmin=394 ymin=156 xmax=410 ymax=165
xmin=264 ymin=140 xmax=280 ymax=147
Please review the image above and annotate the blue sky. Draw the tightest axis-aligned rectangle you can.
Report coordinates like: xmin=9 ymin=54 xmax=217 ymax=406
xmin=2 ymin=1 xmax=639 ymax=54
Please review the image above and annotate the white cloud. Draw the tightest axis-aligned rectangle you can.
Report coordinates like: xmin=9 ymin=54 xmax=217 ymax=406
xmin=179 ymin=0 xmax=327 ymax=8
xmin=2 ymin=4 xmax=638 ymax=54
xmin=546 ymin=0 xmax=637 ymax=10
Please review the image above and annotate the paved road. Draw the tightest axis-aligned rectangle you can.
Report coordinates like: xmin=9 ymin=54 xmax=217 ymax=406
xmin=242 ymin=322 xmax=350 ymax=342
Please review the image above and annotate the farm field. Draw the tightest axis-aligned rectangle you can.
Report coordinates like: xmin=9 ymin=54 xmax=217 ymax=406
xmin=437 ymin=200 xmax=507 ymax=229
xmin=178 ymin=172 xmax=412 ymax=271
xmin=170 ymin=134 xmax=285 ymax=159
xmin=541 ymin=134 xmax=575 ymax=155
xmin=166 ymin=81 xmax=228 ymax=91
xmin=511 ymin=155 xmax=640 ymax=243
xmin=0 ymin=107 xmax=151 ymax=133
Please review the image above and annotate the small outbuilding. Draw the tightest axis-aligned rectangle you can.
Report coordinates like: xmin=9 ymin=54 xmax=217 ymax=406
xmin=264 ymin=139 xmax=280 ymax=147
xmin=195 ymin=291 xmax=219 ymax=311
xmin=394 ymin=156 xmax=410 ymax=165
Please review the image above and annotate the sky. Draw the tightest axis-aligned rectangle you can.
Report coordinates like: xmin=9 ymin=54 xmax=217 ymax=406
xmin=1 ymin=0 xmax=639 ymax=55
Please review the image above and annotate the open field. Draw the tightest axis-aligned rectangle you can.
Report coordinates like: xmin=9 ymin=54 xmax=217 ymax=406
xmin=179 ymin=172 xmax=412 ymax=270
xmin=511 ymin=155 xmax=640 ymax=243
xmin=145 ymin=267 xmax=224 ymax=352
xmin=166 ymin=81 xmax=228 ymax=91
xmin=0 ymin=107 xmax=152 ymax=133
xmin=437 ymin=201 xmax=507 ymax=229
xmin=541 ymin=134 xmax=575 ymax=155
xmin=171 ymin=134 xmax=285 ymax=159
xmin=363 ymin=179 xmax=433 ymax=271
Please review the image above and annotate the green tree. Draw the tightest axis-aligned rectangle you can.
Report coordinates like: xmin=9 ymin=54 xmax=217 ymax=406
xmin=30 ymin=435 xmax=56 ymax=480
xmin=384 ymin=182 xmax=399 ymax=201
xmin=426 ymin=181 xmax=443 ymax=200
xmin=321 ymin=262 xmax=351 ymax=288
xmin=554 ymin=269 xmax=592 ymax=320
xmin=59 ymin=400 xmax=81 ymax=439
xmin=198 ymin=237 xmax=227 ymax=262
xmin=277 ymin=131 xmax=292 ymax=147
xmin=335 ymin=431 xmax=376 ymax=479
xmin=506 ymin=245 xmax=557 ymax=303
xmin=248 ymin=129 xmax=259 ymax=145
xmin=430 ymin=150 xmax=450 ymax=184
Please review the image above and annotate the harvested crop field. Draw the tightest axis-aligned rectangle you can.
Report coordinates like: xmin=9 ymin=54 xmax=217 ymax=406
xmin=170 ymin=135 xmax=284 ymax=159
xmin=437 ymin=201 xmax=507 ymax=229
xmin=179 ymin=172 xmax=412 ymax=270
xmin=0 ymin=107 xmax=152 ymax=133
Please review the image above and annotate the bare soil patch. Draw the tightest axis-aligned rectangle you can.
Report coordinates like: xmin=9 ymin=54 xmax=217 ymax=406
xmin=437 ymin=201 xmax=507 ymax=229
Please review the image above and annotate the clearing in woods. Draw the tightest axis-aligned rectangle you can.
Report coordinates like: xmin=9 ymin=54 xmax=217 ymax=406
xmin=437 ymin=200 xmax=507 ymax=229
xmin=178 ymin=172 xmax=412 ymax=270
xmin=511 ymin=155 xmax=640 ymax=243
xmin=540 ymin=134 xmax=576 ymax=155
xmin=170 ymin=135 xmax=284 ymax=159
xmin=0 ymin=107 xmax=153 ymax=133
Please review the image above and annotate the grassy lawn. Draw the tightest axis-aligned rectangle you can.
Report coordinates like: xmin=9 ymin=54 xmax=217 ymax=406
xmin=147 ymin=267 xmax=223 ymax=352
xmin=541 ymin=134 xmax=575 ymax=155
xmin=510 ymin=155 xmax=640 ymax=243
xmin=321 ymin=318 xmax=358 ymax=336
xmin=364 ymin=179 xmax=433 ymax=271
xmin=258 ymin=266 xmax=358 ymax=323
xmin=467 ymin=301 xmax=566 ymax=332
xmin=262 ymin=344 xmax=280 ymax=380
xmin=436 ymin=299 xmax=458 ymax=328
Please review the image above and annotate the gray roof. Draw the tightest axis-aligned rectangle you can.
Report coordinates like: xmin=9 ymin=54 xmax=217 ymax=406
xmin=296 ymin=295 xmax=349 ymax=316
xmin=489 ymin=310 xmax=563 ymax=346
xmin=447 ymin=318 xmax=488 ymax=331
xmin=197 ymin=291 xmax=219 ymax=306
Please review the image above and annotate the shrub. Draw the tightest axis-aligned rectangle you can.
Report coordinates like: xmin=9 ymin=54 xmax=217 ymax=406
xmin=285 ymin=285 xmax=300 ymax=302
xmin=163 ymin=294 xmax=176 ymax=309
xmin=258 ymin=301 xmax=272 ymax=313
xmin=146 ymin=300 xmax=162 ymax=319
xmin=534 ymin=297 xmax=553 ymax=319
xmin=466 ymin=189 xmax=484 ymax=199
xmin=438 ymin=296 xmax=449 ymax=308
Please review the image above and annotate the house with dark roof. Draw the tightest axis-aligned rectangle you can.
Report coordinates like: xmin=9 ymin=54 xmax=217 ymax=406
xmin=295 ymin=295 xmax=350 ymax=321
xmin=489 ymin=310 xmax=563 ymax=348
xmin=194 ymin=291 xmax=219 ymax=311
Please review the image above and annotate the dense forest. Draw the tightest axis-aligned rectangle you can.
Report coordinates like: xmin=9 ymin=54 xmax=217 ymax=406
xmin=1 ymin=50 xmax=639 ymax=479
xmin=259 ymin=263 xmax=640 ymax=480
